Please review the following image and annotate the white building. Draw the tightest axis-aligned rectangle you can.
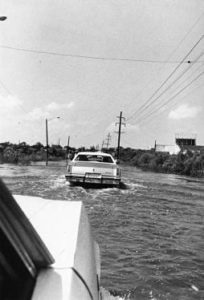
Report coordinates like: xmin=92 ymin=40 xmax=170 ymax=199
xmin=155 ymin=143 xmax=180 ymax=155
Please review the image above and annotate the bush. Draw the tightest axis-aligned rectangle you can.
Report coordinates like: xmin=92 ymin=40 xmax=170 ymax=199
xmin=119 ymin=148 xmax=204 ymax=177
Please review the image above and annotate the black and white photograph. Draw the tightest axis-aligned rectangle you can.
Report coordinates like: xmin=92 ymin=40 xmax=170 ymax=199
xmin=0 ymin=1 xmax=204 ymax=299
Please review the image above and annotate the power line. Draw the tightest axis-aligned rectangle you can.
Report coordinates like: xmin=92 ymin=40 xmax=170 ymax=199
xmin=133 ymin=79 xmax=204 ymax=130
xmin=126 ymin=35 xmax=204 ymax=122
xmin=163 ymin=11 xmax=204 ymax=61
xmin=137 ymin=70 xmax=204 ymax=125
xmin=1 ymin=11 xmax=203 ymax=65
xmin=124 ymin=12 xmax=204 ymax=111
xmin=134 ymin=69 xmax=204 ymax=126
xmin=127 ymin=56 xmax=204 ymax=128
xmin=143 ymin=80 xmax=204 ymax=127
xmin=136 ymin=62 xmax=204 ymax=124
xmin=160 ymin=60 xmax=204 ymax=98
xmin=130 ymin=51 xmax=204 ymax=123
xmin=1 ymin=44 xmax=204 ymax=64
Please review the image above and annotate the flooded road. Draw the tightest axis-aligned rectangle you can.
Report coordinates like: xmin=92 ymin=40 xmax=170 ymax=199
xmin=0 ymin=161 xmax=204 ymax=300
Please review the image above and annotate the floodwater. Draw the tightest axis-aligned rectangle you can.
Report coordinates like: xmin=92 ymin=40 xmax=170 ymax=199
xmin=0 ymin=161 xmax=204 ymax=300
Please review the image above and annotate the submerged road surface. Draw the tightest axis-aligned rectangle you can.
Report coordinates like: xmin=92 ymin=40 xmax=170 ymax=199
xmin=0 ymin=161 xmax=204 ymax=300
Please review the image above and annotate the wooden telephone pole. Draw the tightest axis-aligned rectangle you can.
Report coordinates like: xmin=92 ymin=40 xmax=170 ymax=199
xmin=115 ymin=111 xmax=125 ymax=160
xmin=67 ymin=135 xmax=70 ymax=149
xmin=45 ymin=119 xmax=49 ymax=166
xmin=67 ymin=136 xmax=70 ymax=160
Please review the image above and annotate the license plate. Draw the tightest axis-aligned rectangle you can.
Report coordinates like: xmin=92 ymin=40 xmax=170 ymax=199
xmin=86 ymin=173 xmax=101 ymax=178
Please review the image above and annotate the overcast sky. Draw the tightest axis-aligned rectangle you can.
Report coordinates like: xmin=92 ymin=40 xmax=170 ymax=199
xmin=0 ymin=0 xmax=204 ymax=149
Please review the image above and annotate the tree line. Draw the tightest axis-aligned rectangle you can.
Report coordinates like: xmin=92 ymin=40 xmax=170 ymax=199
xmin=0 ymin=142 xmax=99 ymax=164
xmin=0 ymin=142 xmax=203 ymax=177
xmin=0 ymin=142 xmax=67 ymax=164
xmin=119 ymin=147 xmax=204 ymax=177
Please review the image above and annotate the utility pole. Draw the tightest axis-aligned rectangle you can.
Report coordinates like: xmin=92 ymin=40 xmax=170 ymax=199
xmin=106 ymin=133 xmax=111 ymax=149
xmin=67 ymin=135 xmax=70 ymax=159
xmin=101 ymin=140 xmax=105 ymax=151
xmin=67 ymin=135 xmax=70 ymax=149
xmin=45 ymin=116 xmax=60 ymax=166
xmin=115 ymin=111 xmax=126 ymax=160
xmin=46 ymin=118 xmax=49 ymax=166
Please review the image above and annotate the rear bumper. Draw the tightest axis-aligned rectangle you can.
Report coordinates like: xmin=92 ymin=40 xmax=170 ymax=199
xmin=65 ymin=174 xmax=121 ymax=187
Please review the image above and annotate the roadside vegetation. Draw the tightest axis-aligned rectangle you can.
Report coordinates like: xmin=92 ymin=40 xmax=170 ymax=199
xmin=120 ymin=147 xmax=204 ymax=177
xmin=0 ymin=142 xmax=97 ymax=165
xmin=0 ymin=142 xmax=203 ymax=177
xmin=0 ymin=142 xmax=68 ymax=164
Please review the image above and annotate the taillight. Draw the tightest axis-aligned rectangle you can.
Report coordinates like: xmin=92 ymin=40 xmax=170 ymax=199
xmin=67 ymin=165 xmax=72 ymax=173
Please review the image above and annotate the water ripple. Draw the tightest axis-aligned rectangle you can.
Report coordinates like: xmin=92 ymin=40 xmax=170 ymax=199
xmin=0 ymin=163 xmax=204 ymax=299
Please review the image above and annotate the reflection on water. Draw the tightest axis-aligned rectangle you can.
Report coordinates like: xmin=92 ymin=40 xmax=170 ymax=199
xmin=0 ymin=162 xmax=204 ymax=300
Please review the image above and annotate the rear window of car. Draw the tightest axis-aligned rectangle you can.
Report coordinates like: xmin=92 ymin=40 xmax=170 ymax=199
xmin=75 ymin=154 xmax=114 ymax=163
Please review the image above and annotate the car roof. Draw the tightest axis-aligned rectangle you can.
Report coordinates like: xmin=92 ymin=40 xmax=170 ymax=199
xmin=75 ymin=151 xmax=113 ymax=157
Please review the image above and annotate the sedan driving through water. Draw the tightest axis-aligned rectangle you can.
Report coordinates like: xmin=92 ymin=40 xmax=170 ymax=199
xmin=65 ymin=152 xmax=121 ymax=188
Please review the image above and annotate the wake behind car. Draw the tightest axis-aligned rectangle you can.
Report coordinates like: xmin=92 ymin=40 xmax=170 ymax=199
xmin=65 ymin=152 xmax=121 ymax=187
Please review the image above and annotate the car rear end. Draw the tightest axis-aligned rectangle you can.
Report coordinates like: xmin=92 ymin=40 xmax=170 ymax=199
xmin=66 ymin=153 xmax=121 ymax=187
